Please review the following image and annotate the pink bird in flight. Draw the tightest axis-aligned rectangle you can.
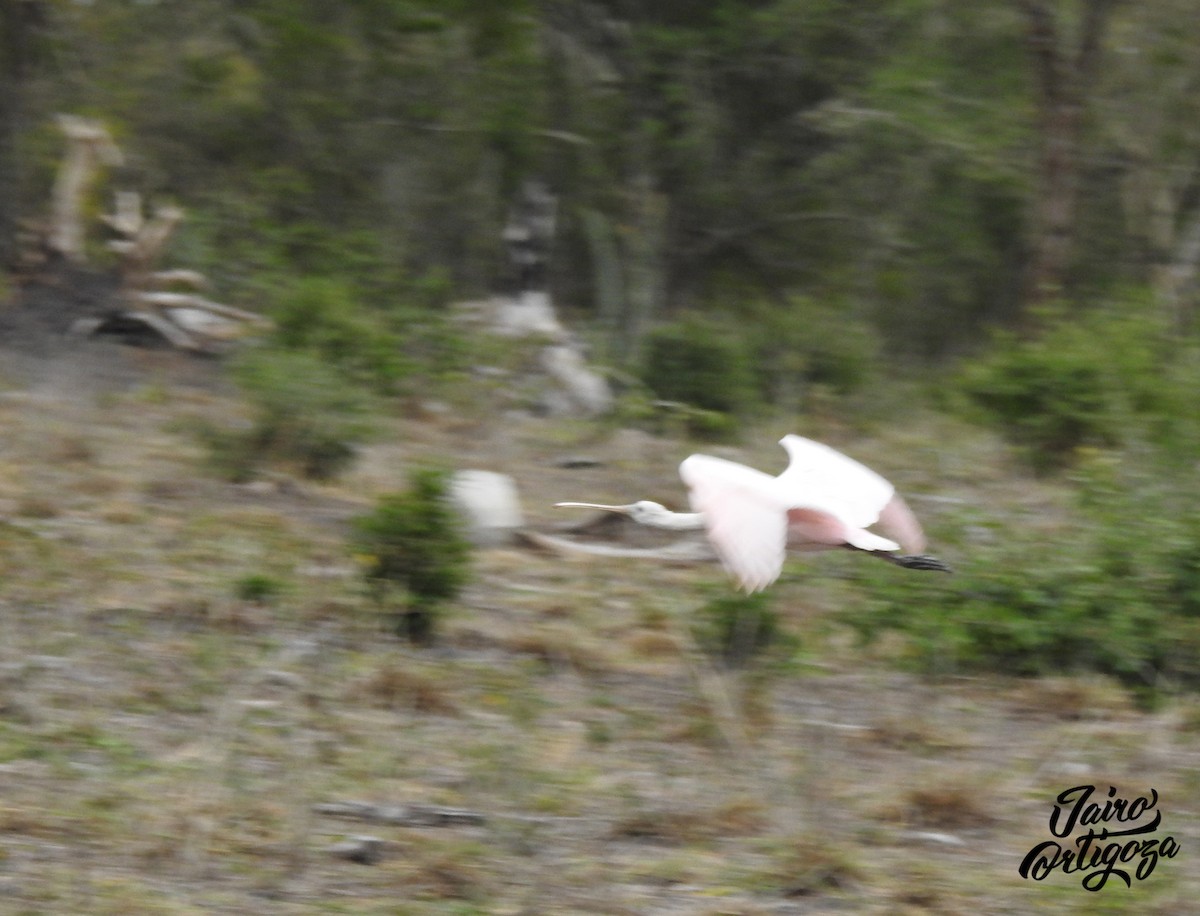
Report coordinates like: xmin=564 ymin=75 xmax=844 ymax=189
xmin=557 ymin=435 xmax=950 ymax=592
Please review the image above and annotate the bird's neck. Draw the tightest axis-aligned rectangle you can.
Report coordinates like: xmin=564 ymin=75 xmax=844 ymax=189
xmin=647 ymin=511 xmax=705 ymax=531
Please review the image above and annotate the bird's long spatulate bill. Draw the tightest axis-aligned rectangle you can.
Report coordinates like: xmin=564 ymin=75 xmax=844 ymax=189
xmin=555 ymin=502 xmax=633 ymax=513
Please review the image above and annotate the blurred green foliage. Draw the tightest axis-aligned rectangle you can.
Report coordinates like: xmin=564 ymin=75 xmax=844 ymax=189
xmin=271 ymin=276 xmax=415 ymax=395
xmin=233 ymin=572 xmax=286 ymax=605
xmin=200 ymin=349 xmax=374 ymax=482
xmin=693 ymin=590 xmax=784 ymax=667
xmin=7 ymin=0 xmax=1199 ymax=364
xmin=640 ymin=315 xmax=757 ymax=438
xmin=252 ymin=264 xmax=473 ymax=426
xmin=353 ymin=469 xmax=472 ymax=643
xmin=636 ymin=297 xmax=880 ymax=437
xmin=749 ymin=295 xmax=880 ymax=407
xmin=848 ymin=450 xmax=1200 ymax=701
xmin=233 ymin=348 xmax=375 ymax=480
xmin=960 ymin=327 xmax=1118 ymax=473
xmin=959 ymin=297 xmax=1199 ymax=472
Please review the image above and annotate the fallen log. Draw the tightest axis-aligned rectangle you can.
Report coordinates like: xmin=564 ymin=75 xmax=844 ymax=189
xmin=515 ymin=529 xmax=714 ymax=565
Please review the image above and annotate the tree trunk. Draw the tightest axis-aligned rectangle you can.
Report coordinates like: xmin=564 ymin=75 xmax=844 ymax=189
xmin=1160 ymin=207 xmax=1200 ymax=333
xmin=1017 ymin=0 xmax=1115 ymax=308
xmin=0 ymin=0 xmax=32 ymax=268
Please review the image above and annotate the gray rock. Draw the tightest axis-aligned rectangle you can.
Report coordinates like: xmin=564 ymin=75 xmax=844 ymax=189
xmin=327 ymin=835 xmax=384 ymax=865
xmin=540 ymin=344 xmax=613 ymax=417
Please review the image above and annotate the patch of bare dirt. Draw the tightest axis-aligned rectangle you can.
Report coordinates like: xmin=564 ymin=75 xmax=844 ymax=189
xmin=0 ymin=266 xmax=224 ymax=398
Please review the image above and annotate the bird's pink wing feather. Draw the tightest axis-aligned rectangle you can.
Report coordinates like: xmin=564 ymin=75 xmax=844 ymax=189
xmin=680 ymin=455 xmax=788 ymax=593
xmin=874 ymin=494 xmax=926 ymax=554
xmin=775 ymin=435 xmax=895 ymax=528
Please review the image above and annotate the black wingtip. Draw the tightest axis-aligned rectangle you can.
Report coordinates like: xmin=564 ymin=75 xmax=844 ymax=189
xmin=893 ymin=554 xmax=953 ymax=573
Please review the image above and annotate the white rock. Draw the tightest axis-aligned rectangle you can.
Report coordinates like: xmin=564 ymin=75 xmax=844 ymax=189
xmin=901 ymin=830 xmax=967 ymax=847
xmin=493 ymin=290 xmax=565 ymax=339
xmin=449 ymin=470 xmax=524 ymax=547
xmin=165 ymin=307 xmax=243 ymax=340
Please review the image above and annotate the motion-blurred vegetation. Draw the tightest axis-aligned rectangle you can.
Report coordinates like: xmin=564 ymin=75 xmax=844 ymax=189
xmin=7 ymin=5 xmax=1200 ymax=909
xmin=958 ymin=297 xmax=1200 ymax=472
xmin=849 ymin=448 xmax=1200 ymax=702
xmin=267 ymin=271 xmax=463 ymax=396
xmin=692 ymin=589 xmax=788 ymax=667
xmin=199 ymin=348 xmax=375 ymax=482
xmin=353 ymin=468 xmax=472 ymax=643
xmin=640 ymin=315 xmax=757 ymax=439
xmin=5 ymin=0 xmax=1197 ymax=354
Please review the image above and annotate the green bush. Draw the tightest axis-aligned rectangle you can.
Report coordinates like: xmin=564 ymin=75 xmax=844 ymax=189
xmin=202 ymin=349 xmax=374 ymax=482
xmin=267 ymin=271 xmax=466 ymax=397
xmin=957 ymin=296 xmax=1196 ymax=472
xmin=692 ymin=590 xmax=784 ymax=667
xmin=849 ymin=549 xmax=1172 ymax=699
xmin=271 ymin=277 xmax=415 ymax=395
xmin=353 ymin=469 xmax=471 ymax=643
xmin=749 ymin=294 xmax=880 ymax=407
xmin=640 ymin=316 xmax=757 ymax=437
xmin=847 ymin=453 xmax=1200 ymax=701
xmin=960 ymin=329 xmax=1117 ymax=473
xmin=233 ymin=573 xmax=286 ymax=604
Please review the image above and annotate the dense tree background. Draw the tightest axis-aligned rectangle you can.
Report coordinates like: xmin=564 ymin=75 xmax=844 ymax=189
xmin=2 ymin=0 xmax=1199 ymax=364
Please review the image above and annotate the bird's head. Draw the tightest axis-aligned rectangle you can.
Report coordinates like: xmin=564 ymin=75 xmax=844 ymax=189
xmin=626 ymin=500 xmax=672 ymax=524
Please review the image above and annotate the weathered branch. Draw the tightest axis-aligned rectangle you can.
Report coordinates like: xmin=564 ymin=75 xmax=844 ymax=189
xmin=49 ymin=115 xmax=121 ymax=261
xmin=80 ymin=185 xmax=270 ymax=350
xmin=516 ymin=529 xmax=715 ymax=565
xmin=106 ymin=200 xmax=185 ymax=288
xmin=133 ymin=291 xmax=269 ymax=325
xmin=99 ymin=190 xmax=143 ymax=237
xmin=146 ymin=269 xmax=209 ymax=289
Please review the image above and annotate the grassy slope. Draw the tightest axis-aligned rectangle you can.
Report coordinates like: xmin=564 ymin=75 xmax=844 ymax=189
xmin=0 ymin=345 xmax=1196 ymax=914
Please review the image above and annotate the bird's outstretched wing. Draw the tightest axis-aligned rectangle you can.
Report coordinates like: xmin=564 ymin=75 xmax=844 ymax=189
xmin=874 ymin=493 xmax=926 ymax=554
xmin=777 ymin=435 xmax=926 ymax=552
xmin=775 ymin=435 xmax=894 ymax=528
xmin=679 ymin=454 xmax=788 ymax=593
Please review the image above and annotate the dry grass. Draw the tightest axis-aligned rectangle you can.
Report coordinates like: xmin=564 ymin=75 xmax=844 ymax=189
xmin=357 ymin=663 xmax=460 ymax=715
xmin=49 ymin=433 xmax=97 ymax=464
xmin=893 ymin=780 xmax=1000 ymax=830
xmin=1006 ymin=676 xmax=1135 ymax=721
xmin=747 ymin=835 xmax=864 ymax=898
xmin=14 ymin=494 xmax=60 ymax=518
xmin=610 ymin=797 xmax=769 ymax=844
xmin=0 ymin=346 xmax=1195 ymax=914
xmin=500 ymin=627 xmax=615 ymax=676
xmin=624 ymin=628 xmax=682 ymax=658
xmin=863 ymin=714 xmax=969 ymax=752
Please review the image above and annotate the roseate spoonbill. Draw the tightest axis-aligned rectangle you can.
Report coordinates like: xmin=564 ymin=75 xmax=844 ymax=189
xmin=557 ymin=435 xmax=950 ymax=592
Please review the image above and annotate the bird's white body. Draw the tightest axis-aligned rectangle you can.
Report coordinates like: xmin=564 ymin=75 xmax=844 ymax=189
xmin=558 ymin=435 xmax=941 ymax=593
xmin=679 ymin=436 xmax=923 ymax=592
